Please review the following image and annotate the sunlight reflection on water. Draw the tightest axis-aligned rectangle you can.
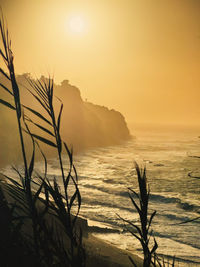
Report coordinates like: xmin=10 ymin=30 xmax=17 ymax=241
xmin=3 ymin=126 xmax=200 ymax=266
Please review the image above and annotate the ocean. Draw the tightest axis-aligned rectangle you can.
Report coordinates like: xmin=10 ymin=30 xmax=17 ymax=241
xmin=3 ymin=124 xmax=200 ymax=266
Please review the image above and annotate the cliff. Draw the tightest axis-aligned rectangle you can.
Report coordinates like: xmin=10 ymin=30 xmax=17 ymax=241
xmin=0 ymin=74 xmax=131 ymax=165
xmin=54 ymin=78 xmax=131 ymax=149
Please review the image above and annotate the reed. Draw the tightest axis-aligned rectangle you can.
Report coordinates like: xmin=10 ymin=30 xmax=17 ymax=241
xmin=120 ymin=162 xmax=176 ymax=267
xmin=25 ymin=76 xmax=85 ymax=266
xmin=0 ymin=11 xmax=85 ymax=267
xmin=0 ymin=10 xmax=179 ymax=267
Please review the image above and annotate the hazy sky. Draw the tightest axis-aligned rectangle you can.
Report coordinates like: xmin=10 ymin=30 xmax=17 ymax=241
xmin=1 ymin=0 xmax=200 ymax=125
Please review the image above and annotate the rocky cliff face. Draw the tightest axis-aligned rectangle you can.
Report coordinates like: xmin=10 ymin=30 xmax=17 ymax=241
xmin=54 ymin=79 xmax=131 ymax=150
xmin=0 ymin=74 xmax=131 ymax=165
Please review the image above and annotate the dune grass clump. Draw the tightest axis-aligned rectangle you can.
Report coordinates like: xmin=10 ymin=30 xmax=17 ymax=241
xmin=0 ymin=12 xmax=85 ymax=267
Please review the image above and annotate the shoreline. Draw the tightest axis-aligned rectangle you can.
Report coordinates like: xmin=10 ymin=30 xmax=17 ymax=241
xmin=86 ymin=219 xmax=143 ymax=266
xmin=0 ymin=176 xmax=143 ymax=266
xmin=83 ymin=232 xmax=142 ymax=267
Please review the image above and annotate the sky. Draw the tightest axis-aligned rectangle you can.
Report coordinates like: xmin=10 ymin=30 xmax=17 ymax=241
xmin=0 ymin=0 xmax=200 ymax=125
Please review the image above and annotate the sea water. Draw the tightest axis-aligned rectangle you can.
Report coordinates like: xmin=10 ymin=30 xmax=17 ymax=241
xmin=3 ymin=124 xmax=200 ymax=266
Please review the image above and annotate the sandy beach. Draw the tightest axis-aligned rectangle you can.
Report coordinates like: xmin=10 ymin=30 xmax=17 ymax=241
xmin=0 ymin=178 xmax=142 ymax=266
xmin=83 ymin=233 xmax=142 ymax=267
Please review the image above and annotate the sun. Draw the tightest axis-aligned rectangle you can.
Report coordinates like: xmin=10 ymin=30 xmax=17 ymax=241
xmin=69 ymin=16 xmax=86 ymax=34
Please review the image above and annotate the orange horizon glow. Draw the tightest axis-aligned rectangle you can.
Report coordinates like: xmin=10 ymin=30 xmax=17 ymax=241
xmin=0 ymin=0 xmax=200 ymax=126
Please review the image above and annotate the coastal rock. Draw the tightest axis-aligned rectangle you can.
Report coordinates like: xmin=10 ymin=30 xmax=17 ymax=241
xmin=0 ymin=73 xmax=131 ymax=165
xmin=54 ymin=79 xmax=131 ymax=150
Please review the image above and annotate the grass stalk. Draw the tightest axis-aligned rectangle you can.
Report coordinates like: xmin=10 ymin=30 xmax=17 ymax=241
xmin=26 ymin=76 xmax=84 ymax=266
xmin=120 ymin=162 xmax=176 ymax=267
xmin=0 ymin=12 xmax=29 ymax=182
xmin=0 ymin=12 xmax=85 ymax=266
xmin=119 ymin=162 xmax=158 ymax=267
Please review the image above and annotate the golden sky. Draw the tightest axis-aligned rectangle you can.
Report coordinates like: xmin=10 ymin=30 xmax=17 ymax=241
xmin=1 ymin=0 xmax=200 ymax=125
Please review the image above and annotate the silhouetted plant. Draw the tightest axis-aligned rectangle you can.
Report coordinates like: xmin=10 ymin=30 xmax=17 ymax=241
xmin=0 ymin=11 xmax=42 ymax=261
xmin=155 ymin=255 xmax=176 ymax=267
xmin=0 ymin=11 xmax=85 ymax=267
xmin=122 ymin=163 xmax=157 ymax=267
xmin=25 ymin=75 xmax=85 ymax=266
xmin=120 ymin=162 xmax=176 ymax=267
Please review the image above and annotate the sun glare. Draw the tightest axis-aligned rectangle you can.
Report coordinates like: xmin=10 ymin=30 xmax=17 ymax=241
xmin=69 ymin=16 xmax=86 ymax=34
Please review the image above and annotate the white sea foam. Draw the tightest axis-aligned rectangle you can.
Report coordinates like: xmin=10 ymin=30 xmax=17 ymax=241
xmin=3 ymin=125 xmax=200 ymax=266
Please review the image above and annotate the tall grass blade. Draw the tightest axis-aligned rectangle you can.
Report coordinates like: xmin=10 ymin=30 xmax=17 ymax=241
xmin=64 ymin=142 xmax=73 ymax=166
xmin=0 ymin=67 xmax=10 ymax=80
xmin=175 ymin=216 xmax=200 ymax=224
xmin=11 ymin=77 xmax=21 ymax=118
xmin=0 ymin=82 xmax=13 ymax=95
xmin=148 ymin=211 xmax=156 ymax=230
xmin=150 ymin=238 xmax=158 ymax=254
xmin=29 ymin=133 xmax=57 ymax=147
xmin=0 ymin=98 xmax=15 ymax=110
xmin=129 ymin=256 xmax=137 ymax=267
xmin=23 ymin=105 xmax=52 ymax=126
xmin=0 ymin=47 xmax=7 ymax=60
xmin=57 ymin=102 xmax=63 ymax=133
xmin=25 ymin=117 xmax=55 ymax=137
xmin=1 ymin=174 xmax=22 ymax=188
xmin=28 ymin=89 xmax=51 ymax=114
xmin=33 ymin=182 xmax=44 ymax=204
xmin=128 ymin=192 xmax=141 ymax=215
